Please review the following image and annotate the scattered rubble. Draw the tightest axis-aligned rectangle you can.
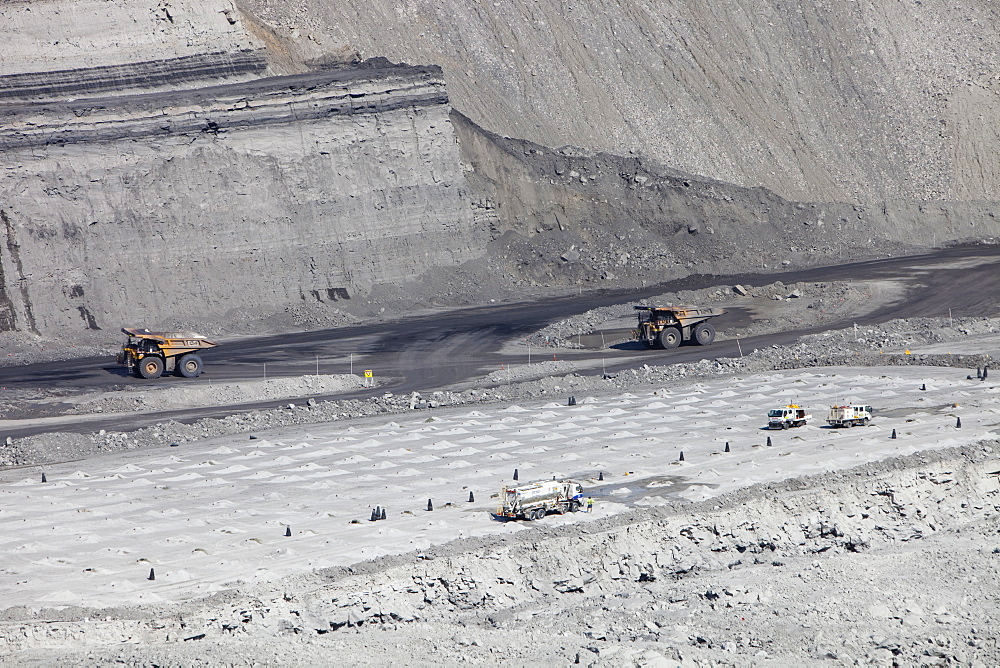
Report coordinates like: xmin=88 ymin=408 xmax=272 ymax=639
xmin=522 ymin=279 xmax=905 ymax=348
xmin=64 ymin=374 xmax=368 ymax=415
xmin=0 ymin=312 xmax=998 ymax=666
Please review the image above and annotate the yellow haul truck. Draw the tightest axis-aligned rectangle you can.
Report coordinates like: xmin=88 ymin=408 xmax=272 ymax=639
xmin=633 ymin=305 xmax=726 ymax=349
xmin=117 ymin=328 xmax=218 ymax=379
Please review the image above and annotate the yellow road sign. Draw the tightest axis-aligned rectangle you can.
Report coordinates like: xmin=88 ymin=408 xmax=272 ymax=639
xmin=364 ymin=369 xmax=373 ymax=378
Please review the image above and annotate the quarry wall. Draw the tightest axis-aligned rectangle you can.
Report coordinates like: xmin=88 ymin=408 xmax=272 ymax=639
xmin=241 ymin=0 xmax=1000 ymax=205
xmin=2 ymin=0 xmax=1000 ymax=335
xmin=0 ymin=64 xmax=480 ymax=334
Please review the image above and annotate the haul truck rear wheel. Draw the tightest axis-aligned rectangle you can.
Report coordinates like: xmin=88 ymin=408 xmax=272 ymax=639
xmin=138 ymin=356 xmax=164 ymax=379
xmin=176 ymin=354 xmax=203 ymax=378
xmin=694 ymin=322 xmax=716 ymax=345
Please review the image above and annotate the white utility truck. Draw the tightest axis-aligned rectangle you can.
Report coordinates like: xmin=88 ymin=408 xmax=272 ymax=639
xmin=767 ymin=405 xmax=811 ymax=430
xmin=498 ymin=479 xmax=585 ymax=521
xmin=826 ymin=404 xmax=873 ymax=428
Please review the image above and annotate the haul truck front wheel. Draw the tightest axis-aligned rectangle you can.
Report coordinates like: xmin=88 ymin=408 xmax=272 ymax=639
xmin=138 ymin=356 xmax=164 ymax=379
xmin=658 ymin=327 xmax=681 ymax=349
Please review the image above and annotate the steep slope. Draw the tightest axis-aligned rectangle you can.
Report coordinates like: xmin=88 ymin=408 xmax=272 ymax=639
xmin=240 ymin=0 xmax=1000 ymax=204
xmin=3 ymin=0 xmax=1000 ymax=337
xmin=452 ymin=111 xmax=1000 ymax=289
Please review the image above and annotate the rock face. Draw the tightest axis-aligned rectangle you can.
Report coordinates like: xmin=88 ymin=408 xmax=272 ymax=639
xmin=3 ymin=0 xmax=1000 ymax=334
xmin=0 ymin=2 xmax=480 ymax=334
xmin=0 ymin=0 xmax=267 ymax=97
xmin=241 ymin=0 xmax=1000 ymax=204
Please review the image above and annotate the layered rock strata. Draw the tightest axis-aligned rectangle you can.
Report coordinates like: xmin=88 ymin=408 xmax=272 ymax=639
xmin=0 ymin=64 xmax=478 ymax=333
xmin=0 ymin=0 xmax=263 ymax=88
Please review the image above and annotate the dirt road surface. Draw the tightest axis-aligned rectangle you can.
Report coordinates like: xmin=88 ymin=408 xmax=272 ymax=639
xmin=2 ymin=246 xmax=999 ymax=440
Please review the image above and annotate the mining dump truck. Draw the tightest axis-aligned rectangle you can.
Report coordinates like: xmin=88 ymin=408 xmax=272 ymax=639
xmin=117 ymin=328 xmax=218 ymax=379
xmin=633 ymin=305 xmax=726 ymax=349
xmin=827 ymin=404 xmax=873 ymax=428
xmin=767 ymin=405 xmax=811 ymax=430
xmin=498 ymin=479 xmax=585 ymax=521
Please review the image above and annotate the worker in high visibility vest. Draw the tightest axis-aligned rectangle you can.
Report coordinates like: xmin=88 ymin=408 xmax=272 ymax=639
xmin=586 ymin=497 xmax=594 ymax=512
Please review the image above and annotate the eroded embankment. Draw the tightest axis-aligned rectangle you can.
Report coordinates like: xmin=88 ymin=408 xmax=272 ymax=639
xmin=4 ymin=443 xmax=998 ymax=666
xmin=456 ymin=111 xmax=1000 ymax=292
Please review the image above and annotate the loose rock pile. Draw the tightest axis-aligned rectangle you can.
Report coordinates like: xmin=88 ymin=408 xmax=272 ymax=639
xmin=522 ymin=279 xmax=903 ymax=348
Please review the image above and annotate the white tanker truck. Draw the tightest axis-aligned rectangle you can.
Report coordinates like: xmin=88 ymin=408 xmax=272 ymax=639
xmin=498 ymin=479 xmax=585 ymax=521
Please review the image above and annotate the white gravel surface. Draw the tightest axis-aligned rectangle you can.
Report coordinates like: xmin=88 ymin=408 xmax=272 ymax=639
xmin=2 ymin=362 xmax=999 ymax=665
